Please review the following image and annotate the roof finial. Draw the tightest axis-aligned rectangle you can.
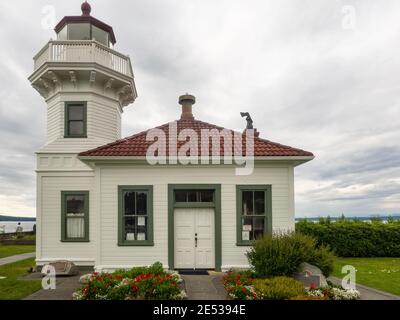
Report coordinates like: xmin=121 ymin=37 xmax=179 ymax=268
xmin=81 ymin=1 xmax=91 ymax=16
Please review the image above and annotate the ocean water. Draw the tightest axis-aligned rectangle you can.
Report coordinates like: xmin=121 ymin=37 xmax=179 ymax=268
xmin=0 ymin=221 xmax=36 ymax=234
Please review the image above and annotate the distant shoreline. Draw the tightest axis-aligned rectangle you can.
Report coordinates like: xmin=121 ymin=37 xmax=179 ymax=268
xmin=295 ymin=215 xmax=400 ymax=221
xmin=0 ymin=215 xmax=36 ymax=222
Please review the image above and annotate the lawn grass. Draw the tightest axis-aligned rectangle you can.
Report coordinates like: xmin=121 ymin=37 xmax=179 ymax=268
xmin=332 ymin=257 xmax=400 ymax=296
xmin=0 ymin=245 xmax=35 ymax=259
xmin=0 ymin=258 xmax=41 ymax=300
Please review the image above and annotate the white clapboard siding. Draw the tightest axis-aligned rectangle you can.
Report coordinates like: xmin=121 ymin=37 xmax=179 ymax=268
xmin=41 ymin=93 xmax=122 ymax=153
xmin=38 ymin=174 xmax=96 ymax=264
xmin=97 ymin=165 xmax=293 ymax=270
xmin=46 ymin=99 xmax=62 ymax=143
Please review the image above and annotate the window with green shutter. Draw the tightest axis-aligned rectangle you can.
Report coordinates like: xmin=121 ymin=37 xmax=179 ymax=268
xmin=236 ymin=185 xmax=272 ymax=245
xmin=64 ymin=102 xmax=87 ymax=138
xmin=118 ymin=186 xmax=154 ymax=246
xmin=61 ymin=191 xmax=89 ymax=242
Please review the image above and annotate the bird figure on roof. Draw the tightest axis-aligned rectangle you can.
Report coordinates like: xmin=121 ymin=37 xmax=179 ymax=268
xmin=240 ymin=112 xmax=254 ymax=129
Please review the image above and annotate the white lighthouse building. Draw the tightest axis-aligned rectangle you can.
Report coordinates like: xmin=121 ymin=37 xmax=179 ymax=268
xmin=29 ymin=2 xmax=313 ymax=271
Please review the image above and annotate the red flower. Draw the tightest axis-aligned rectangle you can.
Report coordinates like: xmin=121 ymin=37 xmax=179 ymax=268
xmin=309 ymin=283 xmax=317 ymax=290
xmin=236 ymin=281 xmax=242 ymax=286
xmin=131 ymin=284 xmax=138 ymax=292
xmin=241 ymin=287 xmax=247 ymax=293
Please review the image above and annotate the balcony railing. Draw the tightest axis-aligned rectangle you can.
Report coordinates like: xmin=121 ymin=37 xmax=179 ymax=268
xmin=33 ymin=40 xmax=133 ymax=77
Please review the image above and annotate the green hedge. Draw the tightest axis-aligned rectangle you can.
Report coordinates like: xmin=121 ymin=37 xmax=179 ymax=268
xmin=296 ymin=219 xmax=400 ymax=257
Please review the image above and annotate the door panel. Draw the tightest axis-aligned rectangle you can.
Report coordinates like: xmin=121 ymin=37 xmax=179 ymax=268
xmin=195 ymin=209 xmax=215 ymax=269
xmin=174 ymin=208 xmax=215 ymax=269
xmin=174 ymin=209 xmax=195 ymax=269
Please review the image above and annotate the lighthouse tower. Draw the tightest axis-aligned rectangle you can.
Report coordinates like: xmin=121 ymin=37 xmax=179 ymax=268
xmin=29 ymin=2 xmax=137 ymax=265
xmin=29 ymin=1 xmax=137 ymax=155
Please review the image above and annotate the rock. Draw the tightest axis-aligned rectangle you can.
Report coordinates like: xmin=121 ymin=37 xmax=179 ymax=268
xmin=41 ymin=260 xmax=79 ymax=277
xmin=294 ymin=262 xmax=328 ymax=288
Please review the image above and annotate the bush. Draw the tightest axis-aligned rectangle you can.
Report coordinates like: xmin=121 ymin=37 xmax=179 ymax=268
xmin=296 ymin=219 xmax=400 ymax=257
xmin=253 ymin=277 xmax=305 ymax=300
xmin=308 ymin=245 xmax=335 ymax=276
xmin=246 ymin=232 xmax=335 ymax=277
xmin=73 ymin=262 xmax=186 ymax=300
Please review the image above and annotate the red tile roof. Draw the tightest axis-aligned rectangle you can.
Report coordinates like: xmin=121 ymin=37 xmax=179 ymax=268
xmin=78 ymin=119 xmax=314 ymax=157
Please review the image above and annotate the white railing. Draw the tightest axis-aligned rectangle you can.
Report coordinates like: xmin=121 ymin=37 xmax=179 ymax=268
xmin=33 ymin=40 xmax=133 ymax=77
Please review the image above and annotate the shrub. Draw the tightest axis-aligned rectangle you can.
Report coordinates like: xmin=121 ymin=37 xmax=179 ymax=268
xmin=296 ymin=219 xmax=400 ymax=257
xmin=308 ymin=245 xmax=335 ymax=276
xmin=253 ymin=277 xmax=305 ymax=300
xmin=246 ymin=231 xmax=335 ymax=277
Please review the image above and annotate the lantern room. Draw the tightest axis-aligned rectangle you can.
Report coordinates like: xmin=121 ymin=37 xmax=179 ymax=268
xmin=54 ymin=1 xmax=116 ymax=48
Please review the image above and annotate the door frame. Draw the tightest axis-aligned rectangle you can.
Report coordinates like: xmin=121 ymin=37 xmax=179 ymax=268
xmin=168 ymin=184 xmax=222 ymax=271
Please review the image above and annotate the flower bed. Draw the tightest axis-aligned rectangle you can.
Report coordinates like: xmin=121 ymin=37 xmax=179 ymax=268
xmin=73 ymin=262 xmax=186 ymax=300
xmin=223 ymin=270 xmax=360 ymax=300
xmin=222 ymin=270 xmax=257 ymax=300
xmin=306 ymin=285 xmax=361 ymax=300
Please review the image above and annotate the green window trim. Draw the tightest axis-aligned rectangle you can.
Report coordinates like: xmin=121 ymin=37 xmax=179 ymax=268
xmin=168 ymin=184 xmax=222 ymax=272
xmin=236 ymin=185 xmax=272 ymax=246
xmin=118 ymin=185 xmax=154 ymax=246
xmin=61 ymin=191 xmax=90 ymax=242
xmin=64 ymin=102 xmax=87 ymax=138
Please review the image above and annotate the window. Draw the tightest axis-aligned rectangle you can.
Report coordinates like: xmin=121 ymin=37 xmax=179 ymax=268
xmin=65 ymin=102 xmax=87 ymax=138
xmin=61 ymin=191 xmax=89 ymax=242
xmin=174 ymin=190 xmax=214 ymax=203
xmin=68 ymin=23 xmax=91 ymax=40
xmin=57 ymin=25 xmax=68 ymax=40
xmin=236 ymin=185 xmax=272 ymax=245
xmin=118 ymin=186 xmax=153 ymax=246
xmin=92 ymin=25 xmax=109 ymax=46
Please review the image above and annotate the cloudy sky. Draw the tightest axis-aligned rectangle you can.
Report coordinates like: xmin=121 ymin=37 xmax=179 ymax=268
xmin=0 ymin=0 xmax=399 ymax=218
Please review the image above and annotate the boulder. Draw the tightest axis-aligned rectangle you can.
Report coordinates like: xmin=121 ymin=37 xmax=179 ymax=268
xmin=294 ymin=262 xmax=328 ymax=288
xmin=41 ymin=260 xmax=79 ymax=277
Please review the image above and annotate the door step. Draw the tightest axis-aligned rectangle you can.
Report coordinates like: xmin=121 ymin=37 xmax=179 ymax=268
xmin=178 ymin=269 xmax=209 ymax=275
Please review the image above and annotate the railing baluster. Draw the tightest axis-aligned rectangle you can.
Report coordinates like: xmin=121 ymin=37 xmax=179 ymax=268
xmin=33 ymin=40 xmax=131 ymax=76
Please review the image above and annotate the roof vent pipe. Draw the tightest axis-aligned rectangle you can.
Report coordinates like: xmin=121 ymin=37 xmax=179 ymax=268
xmin=179 ymin=94 xmax=196 ymax=120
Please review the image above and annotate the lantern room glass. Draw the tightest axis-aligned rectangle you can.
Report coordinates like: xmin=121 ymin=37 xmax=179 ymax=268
xmin=56 ymin=23 xmax=112 ymax=47
xmin=68 ymin=23 xmax=91 ymax=40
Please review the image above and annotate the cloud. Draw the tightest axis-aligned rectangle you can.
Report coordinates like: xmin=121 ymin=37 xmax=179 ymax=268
xmin=0 ymin=0 xmax=399 ymax=217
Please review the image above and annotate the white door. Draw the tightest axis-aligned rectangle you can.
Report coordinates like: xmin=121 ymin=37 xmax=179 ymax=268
xmin=174 ymin=208 xmax=215 ymax=269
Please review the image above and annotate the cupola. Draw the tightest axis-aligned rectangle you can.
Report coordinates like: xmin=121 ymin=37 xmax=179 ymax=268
xmin=54 ymin=1 xmax=116 ymax=47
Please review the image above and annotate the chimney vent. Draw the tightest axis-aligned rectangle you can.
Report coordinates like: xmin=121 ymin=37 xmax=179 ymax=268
xmin=179 ymin=94 xmax=196 ymax=120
